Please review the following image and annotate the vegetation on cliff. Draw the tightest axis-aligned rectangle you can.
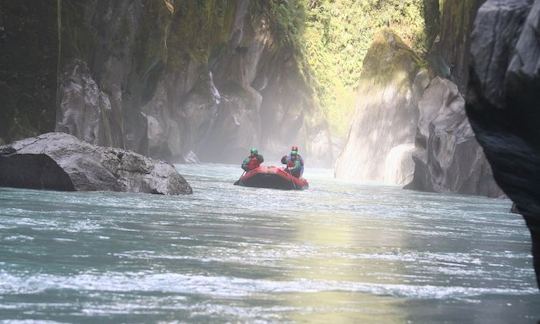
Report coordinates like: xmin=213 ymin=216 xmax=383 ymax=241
xmin=248 ymin=0 xmax=428 ymax=136
xmin=2 ymin=0 xmax=431 ymax=147
xmin=303 ymin=0 xmax=427 ymax=136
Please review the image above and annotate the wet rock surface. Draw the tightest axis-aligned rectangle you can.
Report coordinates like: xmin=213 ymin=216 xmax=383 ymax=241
xmin=467 ymin=0 xmax=540 ymax=286
xmin=335 ymin=31 xmax=425 ymax=185
xmin=405 ymin=77 xmax=502 ymax=197
xmin=0 ymin=133 xmax=192 ymax=195
xmin=335 ymin=30 xmax=500 ymax=195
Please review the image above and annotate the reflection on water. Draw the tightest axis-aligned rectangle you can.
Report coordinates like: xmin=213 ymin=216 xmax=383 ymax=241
xmin=0 ymin=164 xmax=538 ymax=322
xmin=287 ymin=213 xmax=407 ymax=323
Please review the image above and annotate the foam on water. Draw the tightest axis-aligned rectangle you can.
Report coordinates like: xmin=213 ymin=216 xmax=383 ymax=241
xmin=0 ymin=271 xmax=536 ymax=299
xmin=0 ymin=164 xmax=538 ymax=322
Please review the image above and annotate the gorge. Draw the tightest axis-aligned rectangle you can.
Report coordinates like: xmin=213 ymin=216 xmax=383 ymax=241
xmin=1 ymin=0 xmax=540 ymax=320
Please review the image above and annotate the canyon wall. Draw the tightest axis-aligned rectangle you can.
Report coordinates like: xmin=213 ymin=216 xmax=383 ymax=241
xmin=1 ymin=0 xmax=332 ymax=166
xmin=466 ymin=0 xmax=540 ymax=286
xmin=55 ymin=0 xmax=332 ymax=165
xmin=334 ymin=31 xmax=426 ymax=185
xmin=0 ymin=0 xmax=58 ymax=144
xmin=336 ymin=0 xmax=501 ymax=197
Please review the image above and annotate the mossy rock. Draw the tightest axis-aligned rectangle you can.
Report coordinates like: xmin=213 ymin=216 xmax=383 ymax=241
xmin=166 ymin=1 xmax=237 ymax=71
xmin=360 ymin=30 xmax=424 ymax=85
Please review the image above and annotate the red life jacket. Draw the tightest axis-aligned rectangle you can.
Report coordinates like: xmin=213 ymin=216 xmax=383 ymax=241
xmin=247 ymin=156 xmax=261 ymax=170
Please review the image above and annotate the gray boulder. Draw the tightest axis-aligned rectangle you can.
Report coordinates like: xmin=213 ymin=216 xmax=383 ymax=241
xmin=0 ymin=132 xmax=192 ymax=195
xmin=405 ymin=77 xmax=502 ymax=197
xmin=466 ymin=0 xmax=540 ymax=286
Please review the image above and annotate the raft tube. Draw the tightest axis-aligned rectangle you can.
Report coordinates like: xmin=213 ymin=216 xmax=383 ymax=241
xmin=234 ymin=166 xmax=309 ymax=190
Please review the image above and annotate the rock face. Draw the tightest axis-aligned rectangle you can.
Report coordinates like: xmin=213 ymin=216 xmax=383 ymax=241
xmin=336 ymin=27 xmax=501 ymax=197
xmin=335 ymin=31 xmax=426 ymax=185
xmin=0 ymin=133 xmax=192 ymax=195
xmin=466 ymin=0 xmax=540 ymax=286
xmin=55 ymin=0 xmax=332 ymax=165
xmin=405 ymin=77 xmax=502 ymax=197
xmin=0 ymin=0 xmax=58 ymax=144
xmin=402 ymin=0 xmax=501 ymax=197
xmin=429 ymin=0 xmax=485 ymax=90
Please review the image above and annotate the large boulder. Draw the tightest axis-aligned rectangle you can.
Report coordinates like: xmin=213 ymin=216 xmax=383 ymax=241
xmin=466 ymin=0 xmax=540 ymax=286
xmin=335 ymin=30 xmax=427 ymax=185
xmin=0 ymin=132 xmax=192 ymax=195
xmin=405 ymin=77 xmax=502 ymax=197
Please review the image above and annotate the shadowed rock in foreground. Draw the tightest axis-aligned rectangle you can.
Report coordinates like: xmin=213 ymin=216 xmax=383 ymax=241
xmin=467 ymin=0 xmax=540 ymax=287
xmin=0 ymin=133 xmax=192 ymax=195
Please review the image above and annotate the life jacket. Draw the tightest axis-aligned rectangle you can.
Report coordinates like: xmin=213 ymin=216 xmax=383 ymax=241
xmin=247 ymin=156 xmax=261 ymax=170
xmin=298 ymin=155 xmax=304 ymax=167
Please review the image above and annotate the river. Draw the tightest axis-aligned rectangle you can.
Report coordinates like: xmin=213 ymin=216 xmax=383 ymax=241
xmin=0 ymin=164 xmax=538 ymax=323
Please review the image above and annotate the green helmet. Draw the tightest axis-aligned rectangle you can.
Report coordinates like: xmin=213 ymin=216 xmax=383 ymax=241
xmin=250 ymin=147 xmax=258 ymax=155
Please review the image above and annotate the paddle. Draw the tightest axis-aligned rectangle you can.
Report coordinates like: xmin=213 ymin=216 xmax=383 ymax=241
xmin=284 ymin=166 xmax=297 ymax=190
xmin=234 ymin=170 xmax=246 ymax=186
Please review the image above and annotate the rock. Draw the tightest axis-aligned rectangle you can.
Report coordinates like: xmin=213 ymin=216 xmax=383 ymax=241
xmin=0 ymin=132 xmax=192 ymax=195
xmin=384 ymin=144 xmax=418 ymax=185
xmin=308 ymin=128 xmax=335 ymax=167
xmin=466 ymin=0 xmax=540 ymax=286
xmin=0 ymin=0 xmax=57 ymax=143
xmin=335 ymin=30 xmax=426 ymax=185
xmin=429 ymin=0 xmax=484 ymax=90
xmin=56 ymin=60 xmax=117 ymax=147
xmin=53 ymin=0 xmax=333 ymax=166
xmin=183 ymin=151 xmax=200 ymax=164
xmin=336 ymin=29 xmax=500 ymax=196
xmin=405 ymin=77 xmax=502 ymax=197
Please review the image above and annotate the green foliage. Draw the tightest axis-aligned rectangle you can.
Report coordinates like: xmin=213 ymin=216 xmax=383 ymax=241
xmin=247 ymin=0 xmax=429 ymax=137
xmin=167 ymin=0 xmax=237 ymax=70
xmin=249 ymin=0 xmax=307 ymax=50
xmin=301 ymin=0 xmax=427 ymax=137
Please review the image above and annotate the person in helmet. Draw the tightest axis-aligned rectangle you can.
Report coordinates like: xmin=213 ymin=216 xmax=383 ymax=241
xmin=241 ymin=148 xmax=264 ymax=172
xmin=281 ymin=146 xmax=304 ymax=178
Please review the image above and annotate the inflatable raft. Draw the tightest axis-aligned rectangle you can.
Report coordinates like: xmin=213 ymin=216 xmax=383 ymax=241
xmin=234 ymin=166 xmax=308 ymax=190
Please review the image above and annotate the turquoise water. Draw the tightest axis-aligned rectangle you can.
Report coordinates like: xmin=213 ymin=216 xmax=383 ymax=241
xmin=0 ymin=164 xmax=538 ymax=323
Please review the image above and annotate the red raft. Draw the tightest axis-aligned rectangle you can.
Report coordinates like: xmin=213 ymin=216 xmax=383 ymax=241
xmin=234 ymin=166 xmax=309 ymax=190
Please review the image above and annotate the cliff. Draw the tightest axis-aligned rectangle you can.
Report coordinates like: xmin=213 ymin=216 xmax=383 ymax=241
xmin=1 ymin=0 xmax=332 ymax=166
xmin=0 ymin=0 xmax=58 ymax=144
xmin=405 ymin=0 xmax=501 ymax=197
xmin=404 ymin=76 xmax=501 ymax=196
xmin=466 ymin=0 xmax=540 ymax=287
xmin=55 ymin=0 xmax=332 ymax=165
xmin=334 ymin=31 xmax=426 ymax=185
xmin=429 ymin=0 xmax=485 ymax=90
xmin=336 ymin=0 xmax=501 ymax=197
